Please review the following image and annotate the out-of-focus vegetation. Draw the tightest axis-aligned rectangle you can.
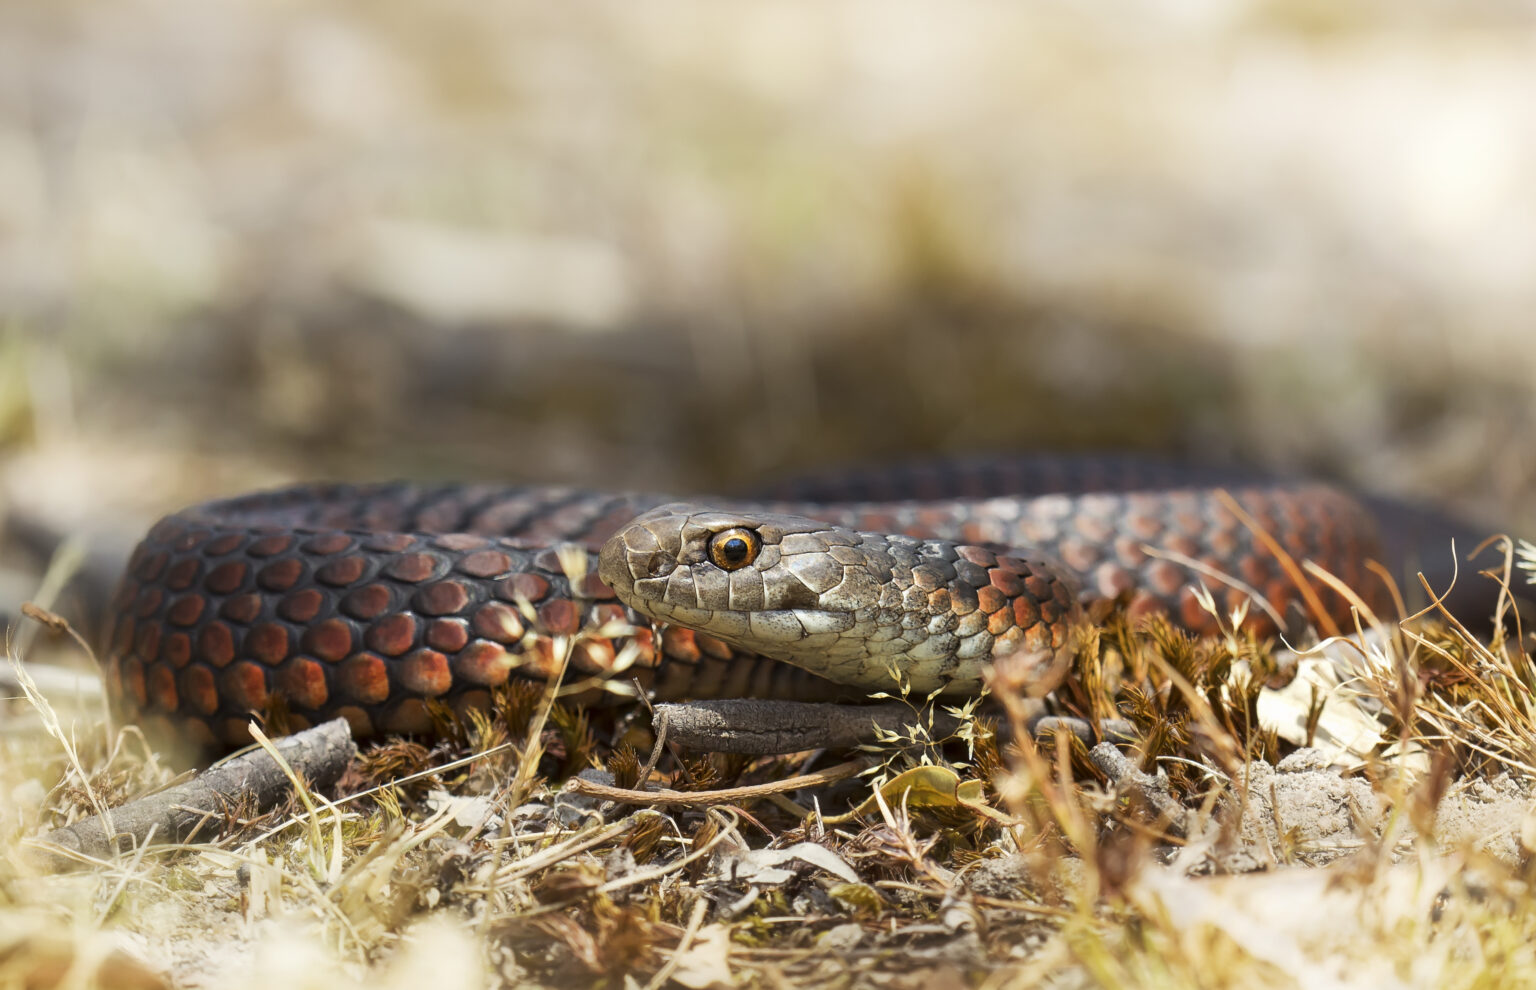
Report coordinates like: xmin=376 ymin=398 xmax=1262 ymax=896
xmin=1 ymin=0 xmax=1534 ymax=530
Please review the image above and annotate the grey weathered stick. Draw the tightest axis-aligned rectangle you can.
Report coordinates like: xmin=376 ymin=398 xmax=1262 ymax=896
xmin=1089 ymin=741 xmax=1190 ymax=838
xmin=656 ymin=699 xmax=1137 ymax=754
xmin=654 ymin=699 xmax=965 ymax=754
xmin=1029 ymin=715 xmax=1139 ymax=745
xmin=24 ymin=717 xmax=357 ymax=872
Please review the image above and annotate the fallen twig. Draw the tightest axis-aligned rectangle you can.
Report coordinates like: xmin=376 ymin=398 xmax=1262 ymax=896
xmin=24 ymin=717 xmax=356 ymax=872
xmin=654 ymin=699 xmax=961 ymax=754
xmin=565 ymin=756 xmax=874 ymax=808
xmin=1089 ymin=741 xmax=1191 ymax=838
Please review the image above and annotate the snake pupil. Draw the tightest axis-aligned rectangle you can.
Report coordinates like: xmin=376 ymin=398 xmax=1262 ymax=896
xmin=708 ymin=527 xmax=762 ymax=571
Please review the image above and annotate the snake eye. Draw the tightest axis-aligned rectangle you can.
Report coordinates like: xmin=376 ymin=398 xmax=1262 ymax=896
xmin=707 ymin=528 xmax=762 ymax=571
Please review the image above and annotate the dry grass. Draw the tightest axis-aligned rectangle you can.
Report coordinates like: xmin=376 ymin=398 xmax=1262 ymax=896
xmin=5 ymin=544 xmax=1536 ymax=989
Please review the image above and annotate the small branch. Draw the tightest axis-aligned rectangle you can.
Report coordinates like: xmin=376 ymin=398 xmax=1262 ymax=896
xmin=24 ymin=718 xmax=357 ymax=872
xmin=1029 ymin=714 xmax=1137 ymax=745
xmin=565 ymin=757 xmax=874 ymax=808
xmin=1089 ymin=742 xmax=1190 ymax=838
xmin=654 ymin=699 xmax=960 ymax=754
xmin=657 ymin=699 xmax=1136 ymax=755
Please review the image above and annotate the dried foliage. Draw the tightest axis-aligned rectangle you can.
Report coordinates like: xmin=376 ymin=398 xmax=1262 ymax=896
xmin=7 ymin=545 xmax=1536 ymax=989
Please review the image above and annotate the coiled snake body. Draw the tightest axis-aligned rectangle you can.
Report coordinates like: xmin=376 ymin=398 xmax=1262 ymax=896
xmin=104 ymin=458 xmax=1397 ymax=749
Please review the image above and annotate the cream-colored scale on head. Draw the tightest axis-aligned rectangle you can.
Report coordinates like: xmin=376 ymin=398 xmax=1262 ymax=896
xmin=597 ymin=503 xmax=1081 ymax=697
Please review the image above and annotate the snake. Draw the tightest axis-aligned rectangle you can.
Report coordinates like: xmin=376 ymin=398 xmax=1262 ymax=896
xmin=102 ymin=456 xmax=1437 ymax=750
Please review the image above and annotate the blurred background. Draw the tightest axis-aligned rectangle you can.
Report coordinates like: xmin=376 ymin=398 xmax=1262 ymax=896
xmin=2 ymin=0 xmax=1535 ymax=624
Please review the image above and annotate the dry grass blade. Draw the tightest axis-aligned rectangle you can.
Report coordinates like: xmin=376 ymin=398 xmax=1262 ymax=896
xmin=643 ymin=895 xmax=710 ymax=990
xmin=492 ymin=815 xmax=646 ymax=885
xmin=593 ymin=809 xmax=742 ymax=896
xmin=8 ymin=544 xmax=113 ymax=832
xmin=11 ymin=537 xmax=87 ymax=658
xmin=5 ymin=639 xmax=113 ymax=828
xmin=507 ymin=641 xmax=571 ymax=805
xmin=1139 ymin=546 xmax=1287 ymax=631
xmin=1215 ymin=488 xmax=1340 ymax=639
xmin=1375 ymin=538 xmax=1536 ymax=779
xmin=246 ymin=722 xmax=347 ymax=884
xmin=1301 ymin=559 xmax=1383 ymax=633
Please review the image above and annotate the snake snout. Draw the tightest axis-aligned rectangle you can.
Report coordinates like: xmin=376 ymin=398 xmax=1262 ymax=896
xmin=598 ymin=536 xmax=648 ymax=591
xmin=598 ymin=516 xmax=681 ymax=600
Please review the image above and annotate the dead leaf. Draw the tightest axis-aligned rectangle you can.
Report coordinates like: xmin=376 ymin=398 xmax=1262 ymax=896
xmin=726 ymin=842 xmax=860 ymax=885
xmin=670 ymin=923 xmax=733 ymax=989
xmin=828 ymin=765 xmax=1013 ymax=825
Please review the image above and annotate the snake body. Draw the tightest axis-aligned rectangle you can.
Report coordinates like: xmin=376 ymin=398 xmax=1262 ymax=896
xmin=104 ymin=459 xmax=1394 ymax=748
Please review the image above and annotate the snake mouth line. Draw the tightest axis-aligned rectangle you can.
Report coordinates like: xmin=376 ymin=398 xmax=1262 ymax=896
xmin=642 ymin=601 xmax=859 ymax=645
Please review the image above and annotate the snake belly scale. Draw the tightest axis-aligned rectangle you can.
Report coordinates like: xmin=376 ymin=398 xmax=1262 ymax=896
xmin=102 ymin=462 xmax=1389 ymax=749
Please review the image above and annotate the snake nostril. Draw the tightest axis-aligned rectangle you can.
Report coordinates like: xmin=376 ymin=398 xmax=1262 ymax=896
xmin=630 ymin=550 xmax=665 ymax=579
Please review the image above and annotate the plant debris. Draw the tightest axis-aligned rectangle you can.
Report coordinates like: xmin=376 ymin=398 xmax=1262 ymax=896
xmin=6 ymin=544 xmax=1536 ymax=988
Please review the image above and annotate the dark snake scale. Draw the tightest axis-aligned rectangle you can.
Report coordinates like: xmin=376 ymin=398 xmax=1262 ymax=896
xmin=103 ymin=458 xmax=1398 ymax=749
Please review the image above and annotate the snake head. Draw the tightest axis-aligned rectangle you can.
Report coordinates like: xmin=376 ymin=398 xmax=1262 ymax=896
xmin=598 ymin=503 xmax=840 ymax=624
xmin=599 ymin=502 xmax=894 ymax=686
xmin=599 ymin=503 xmax=1072 ymax=696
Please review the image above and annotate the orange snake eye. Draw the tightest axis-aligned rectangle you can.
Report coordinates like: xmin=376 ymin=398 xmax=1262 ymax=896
xmin=707 ymin=528 xmax=762 ymax=571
